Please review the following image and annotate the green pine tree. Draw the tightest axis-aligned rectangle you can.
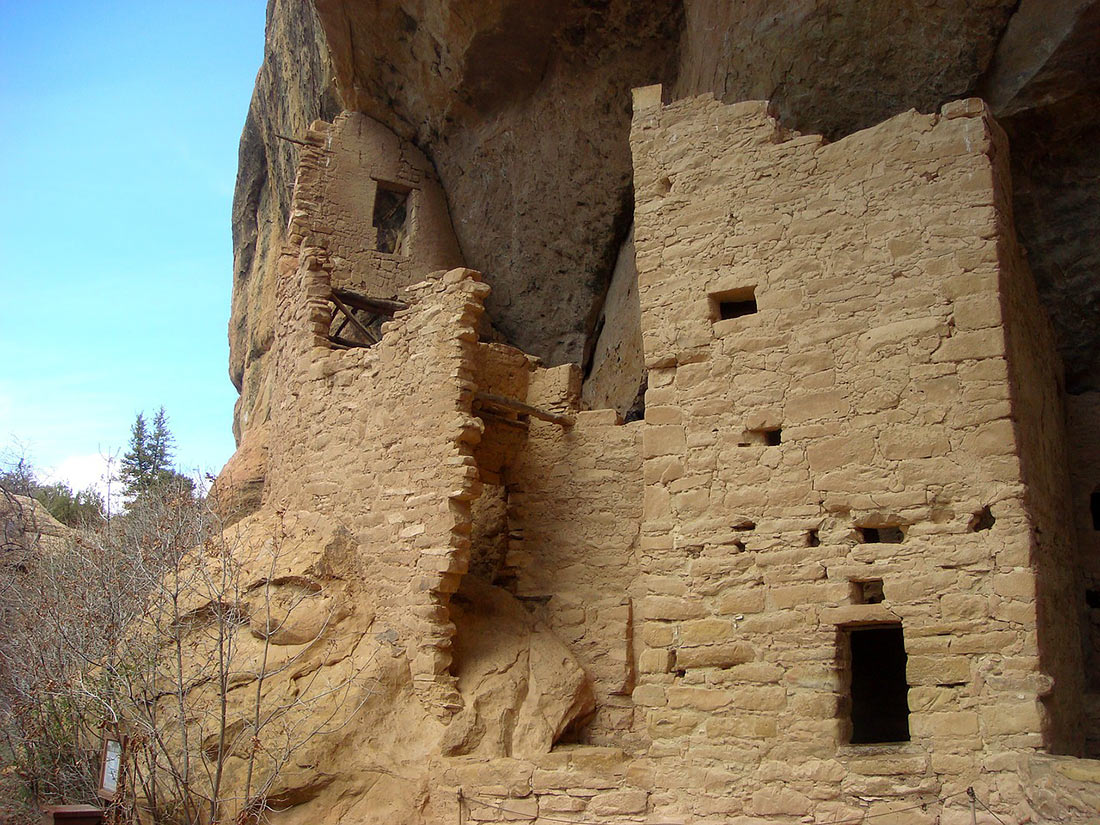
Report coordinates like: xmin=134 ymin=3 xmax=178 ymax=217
xmin=149 ymin=406 xmax=175 ymax=486
xmin=119 ymin=412 xmax=152 ymax=498
xmin=119 ymin=409 xmax=194 ymax=501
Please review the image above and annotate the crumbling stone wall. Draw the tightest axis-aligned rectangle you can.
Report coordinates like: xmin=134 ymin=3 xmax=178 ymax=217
xmin=232 ymin=110 xmax=463 ymax=441
xmin=256 ymin=112 xmax=480 ymax=713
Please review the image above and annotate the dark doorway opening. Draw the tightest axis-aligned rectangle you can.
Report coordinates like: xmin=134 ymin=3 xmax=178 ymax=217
xmin=847 ymin=625 xmax=910 ymax=744
xmin=1091 ymin=490 xmax=1100 ymax=531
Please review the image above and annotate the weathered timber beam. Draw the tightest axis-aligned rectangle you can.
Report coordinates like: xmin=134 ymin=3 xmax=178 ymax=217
xmin=328 ymin=334 xmax=364 ymax=349
xmin=329 ymin=293 xmax=379 ymax=345
xmin=275 ymin=133 xmax=313 ymax=148
xmin=473 ymin=391 xmax=574 ymax=427
xmin=476 ymin=409 xmax=530 ymax=431
xmin=331 ymin=287 xmax=407 ymax=316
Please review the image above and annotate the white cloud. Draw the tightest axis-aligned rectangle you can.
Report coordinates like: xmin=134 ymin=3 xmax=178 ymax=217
xmin=44 ymin=453 xmax=122 ymax=510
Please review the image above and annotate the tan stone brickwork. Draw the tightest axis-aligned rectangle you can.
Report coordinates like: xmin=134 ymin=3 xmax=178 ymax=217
xmin=200 ymin=99 xmax=1100 ymax=823
xmin=288 ymin=111 xmax=462 ymax=299
xmin=621 ymin=88 xmax=1084 ymax=818
xmin=508 ymin=408 xmax=644 ymax=744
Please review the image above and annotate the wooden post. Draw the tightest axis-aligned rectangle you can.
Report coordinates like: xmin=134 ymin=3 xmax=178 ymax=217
xmin=329 ymin=293 xmax=379 ymax=345
xmin=331 ymin=287 xmax=407 ymax=316
xmin=473 ymin=391 xmax=575 ymax=427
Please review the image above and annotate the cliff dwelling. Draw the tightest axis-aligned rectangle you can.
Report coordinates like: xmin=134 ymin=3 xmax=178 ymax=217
xmin=204 ymin=76 xmax=1100 ymax=823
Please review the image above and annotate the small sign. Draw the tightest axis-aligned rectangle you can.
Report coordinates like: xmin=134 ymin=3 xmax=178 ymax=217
xmin=97 ymin=736 xmax=122 ymax=800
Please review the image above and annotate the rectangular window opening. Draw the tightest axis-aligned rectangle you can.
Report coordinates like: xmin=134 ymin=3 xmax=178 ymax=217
xmin=847 ymin=625 xmax=910 ymax=744
xmin=1091 ymin=490 xmax=1100 ymax=531
xmin=738 ymin=427 xmax=781 ymax=447
xmin=850 ymin=579 xmax=885 ymax=604
xmin=857 ymin=525 xmax=904 ymax=544
xmin=710 ymin=286 xmax=758 ymax=321
xmin=373 ymin=181 xmax=410 ymax=255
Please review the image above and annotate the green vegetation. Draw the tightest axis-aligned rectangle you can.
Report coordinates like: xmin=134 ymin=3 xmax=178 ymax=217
xmin=0 ymin=455 xmax=103 ymax=528
xmin=119 ymin=407 xmax=195 ymax=502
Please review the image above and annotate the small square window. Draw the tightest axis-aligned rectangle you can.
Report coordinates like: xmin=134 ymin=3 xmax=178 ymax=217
xmin=851 ymin=579 xmax=885 ymax=604
xmin=710 ymin=286 xmax=758 ymax=321
xmin=737 ymin=427 xmax=781 ymax=446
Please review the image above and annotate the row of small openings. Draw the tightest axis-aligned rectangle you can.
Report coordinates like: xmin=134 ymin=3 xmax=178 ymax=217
xmin=809 ymin=507 xmax=993 ymax=549
xmin=855 ymin=506 xmax=996 ymax=544
xmin=372 ymin=180 xmax=410 ymax=255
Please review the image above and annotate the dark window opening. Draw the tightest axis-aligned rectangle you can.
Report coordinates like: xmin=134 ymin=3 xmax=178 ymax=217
xmin=623 ymin=375 xmax=647 ymax=424
xmin=581 ymin=316 xmax=605 ymax=380
xmin=372 ymin=182 xmax=410 ymax=254
xmin=847 ymin=625 xmax=910 ymax=744
xmin=851 ymin=579 xmax=885 ymax=605
xmin=806 ymin=529 xmax=821 ymax=547
xmin=732 ymin=520 xmax=756 ymax=531
xmin=738 ymin=427 xmax=781 ymax=447
xmin=710 ymin=286 xmax=758 ymax=321
xmin=1091 ymin=491 xmax=1100 ymax=531
xmin=858 ymin=526 xmax=904 ymax=544
xmin=1087 ymin=589 xmax=1100 ymax=609
xmin=969 ymin=506 xmax=995 ymax=532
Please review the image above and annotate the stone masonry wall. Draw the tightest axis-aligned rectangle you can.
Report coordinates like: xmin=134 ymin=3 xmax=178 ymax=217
xmin=625 ymin=88 xmax=1073 ymax=820
xmin=294 ymin=112 xmax=463 ymax=299
xmin=207 ymin=87 xmax=1100 ymax=824
xmin=259 ymin=113 xmax=486 ymax=714
xmin=508 ymin=407 xmax=644 ymax=745
xmin=232 ymin=111 xmax=464 ymax=440
xmin=265 ymin=248 xmax=489 ymax=714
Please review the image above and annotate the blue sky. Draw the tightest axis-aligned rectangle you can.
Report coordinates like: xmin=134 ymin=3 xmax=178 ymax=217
xmin=0 ymin=1 xmax=266 ymax=493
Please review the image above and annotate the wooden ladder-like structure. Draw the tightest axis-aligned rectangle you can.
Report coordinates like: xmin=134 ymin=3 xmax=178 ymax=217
xmin=326 ymin=287 xmax=407 ymax=349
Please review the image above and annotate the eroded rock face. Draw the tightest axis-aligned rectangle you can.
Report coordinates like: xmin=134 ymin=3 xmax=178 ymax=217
xmin=230 ymin=0 xmax=339 ymax=440
xmin=675 ymin=0 xmax=1018 ymax=137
